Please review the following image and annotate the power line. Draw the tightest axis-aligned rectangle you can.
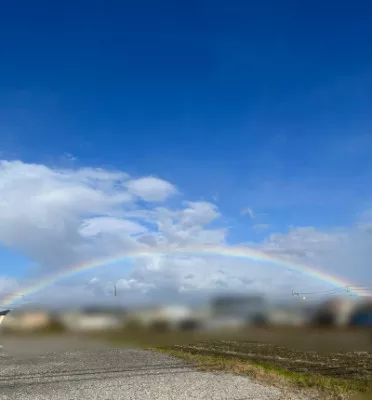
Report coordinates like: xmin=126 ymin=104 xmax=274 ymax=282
xmin=292 ymin=287 xmax=346 ymax=296
xmin=292 ymin=285 xmax=372 ymax=298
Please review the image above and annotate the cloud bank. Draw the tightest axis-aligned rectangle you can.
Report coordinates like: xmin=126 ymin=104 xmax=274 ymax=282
xmin=0 ymin=160 xmax=371 ymax=306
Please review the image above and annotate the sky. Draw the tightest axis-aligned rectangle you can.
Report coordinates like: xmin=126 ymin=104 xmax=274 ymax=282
xmin=0 ymin=1 xmax=372 ymax=307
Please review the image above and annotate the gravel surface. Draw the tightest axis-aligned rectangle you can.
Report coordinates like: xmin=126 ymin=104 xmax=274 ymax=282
xmin=0 ymin=337 xmax=305 ymax=400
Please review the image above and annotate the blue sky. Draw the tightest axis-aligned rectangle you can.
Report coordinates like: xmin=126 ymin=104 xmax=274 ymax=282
xmin=0 ymin=1 xmax=372 ymax=303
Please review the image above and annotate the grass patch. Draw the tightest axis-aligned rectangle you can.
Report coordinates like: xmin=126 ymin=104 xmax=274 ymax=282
xmin=155 ymin=343 xmax=371 ymax=400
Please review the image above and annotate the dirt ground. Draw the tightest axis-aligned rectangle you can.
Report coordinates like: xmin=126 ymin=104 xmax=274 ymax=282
xmin=3 ymin=327 xmax=371 ymax=385
xmin=167 ymin=340 xmax=372 ymax=384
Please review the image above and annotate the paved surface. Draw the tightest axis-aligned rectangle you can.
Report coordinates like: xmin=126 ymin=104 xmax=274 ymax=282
xmin=0 ymin=337 xmax=300 ymax=400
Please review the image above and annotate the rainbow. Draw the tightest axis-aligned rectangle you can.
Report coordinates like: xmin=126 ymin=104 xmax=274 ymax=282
xmin=0 ymin=244 xmax=362 ymax=307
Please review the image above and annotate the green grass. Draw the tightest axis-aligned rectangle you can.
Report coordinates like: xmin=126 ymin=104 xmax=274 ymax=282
xmin=155 ymin=345 xmax=371 ymax=400
xmin=89 ymin=327 xmax=372 ymax=399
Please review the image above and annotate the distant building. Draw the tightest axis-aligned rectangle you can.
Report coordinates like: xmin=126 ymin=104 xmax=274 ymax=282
xmin=129 ymin=305 xmax=194 ymax=330
xmin=2 ymin=309 xmax=52 ymax=332
xmin=211 ymin=295 xmax=267 ymax=325
xmin=126 ymin=307 xmax=160 ymax=327
xmin=124 ymin=305 xmax=204 ymax=332
xmin=60 ymin=308 xmax=123 ymax=332
xmin=266 ymin=306 xmax=308 ymax=326
xmin=310 ymin=297 xmax=356 ymax=327
xmin=348 ymin=299 xmax=372 ymax=327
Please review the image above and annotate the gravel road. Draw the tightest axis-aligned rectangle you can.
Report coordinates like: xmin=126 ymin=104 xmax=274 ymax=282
xmin=0 ymin=337 xmax=304 ymax=400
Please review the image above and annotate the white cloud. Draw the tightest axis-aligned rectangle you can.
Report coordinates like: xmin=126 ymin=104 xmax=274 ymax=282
xmin=116 ymin=278 xmax=156 ymax=294
xmin=0 ymin=161 xmax=227 ymax=303
xmin=257 ymin=227 xmax=344 ymax=259
xmin=79 ymin=217 xmax=147 ymax=237
xmin=114 ymin=219 xmax=372 ymax=302
xmin=241 ymin=207 xmax=255 ymax=219
xmin=0 ymin=159 xmax=371 ymax=307
xmin=125 ymin=201 xmax=225 ymax=247
xmin=126 ymin=176 xmax=177 ymax=202
xmin=254 ymin=225 xmax=372 ymax=290
xmin=180 ymin=201 xmax=220 ymax=226
xmin=0 ymin=160 xmax=148 ymax=272
xmin=114 ymin=252 xmax=327 ymax=304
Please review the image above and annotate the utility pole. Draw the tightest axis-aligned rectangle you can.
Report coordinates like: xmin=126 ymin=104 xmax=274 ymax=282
xmin=114 ymin=283 xmax=117 ymax=297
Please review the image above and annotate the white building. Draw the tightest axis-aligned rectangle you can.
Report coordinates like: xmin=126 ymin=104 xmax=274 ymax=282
xmin=1 ymin=309 xmax=52 ymax=332
xmin=60 ymin=309 xmax=124 ymax=332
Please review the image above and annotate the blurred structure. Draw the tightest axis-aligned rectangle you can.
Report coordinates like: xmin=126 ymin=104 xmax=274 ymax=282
xmin=2 ymin=294 xmax=372 ymax=336
xmin=151 ymin=305 xmax=196 ymax=331
xmin=349 ymin=299 xmax=372 ymax=327
xmin=2 ymin=308 xmax=52 ymax=332
xmin=266 ymin=305 xmax=308 ymax=326
xmin=210 ymin=295 xmax=267 ymax=326
xmin=125 ymin=305 xmax=200 ymax=332
xmin=180 ymin=306 xmax=211 ymax=331
xmin=0 ymin=309 xmax=11 ymax=327
xmin=310 ymin=297 xmax=357 ymax=327
xmin=59 ymin=307 xmax=125 ymax=332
